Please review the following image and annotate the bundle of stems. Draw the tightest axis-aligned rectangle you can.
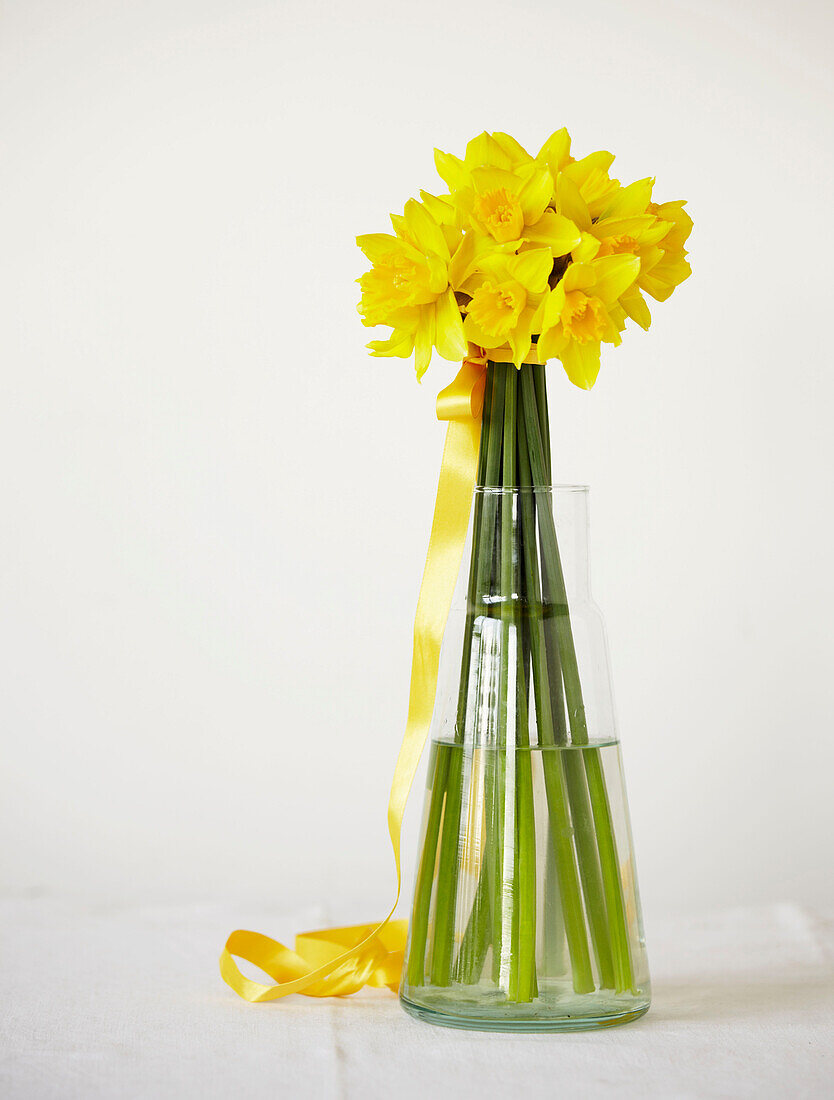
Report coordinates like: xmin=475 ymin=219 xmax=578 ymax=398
xmin=406 ymin=360 xmax=634 ymax=1001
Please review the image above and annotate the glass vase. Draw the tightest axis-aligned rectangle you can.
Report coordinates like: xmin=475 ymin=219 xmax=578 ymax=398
xmin=399 ymin=363 xmax=650 ymax=1032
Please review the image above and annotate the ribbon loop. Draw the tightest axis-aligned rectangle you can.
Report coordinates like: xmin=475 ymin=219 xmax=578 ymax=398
xmin=220 ymin=921 xmax=408 ymax=1000
xmin=436 ymin=356 xmax=487 ymax=422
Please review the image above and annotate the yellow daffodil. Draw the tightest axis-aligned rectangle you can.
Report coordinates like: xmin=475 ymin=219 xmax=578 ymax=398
xmin=563 ymin=176 xmax=692 ymax=330
xmin=434 ymin=131 xmax=535 ymax=192
xmin=458 ymin=248 xmax=553 ymax=366
xmin=357 ymin=197 xmax=467 ymax=379
xmin=537 ymin=255 xmax=640 ymax=389
xmin=435 ymin=133 xmax=572 ymax=251
xmin=357 ymin=129 xmax=692 ymax=388
xmin=437 ymin=131 xmax=582 ymax=269
xmin=562 ymin=151 xmax=621 ymax=218
xmin=639 ymin=200 xmax=693 ymax=302
xmin=457 ymin=163 xmax=555 ymax=245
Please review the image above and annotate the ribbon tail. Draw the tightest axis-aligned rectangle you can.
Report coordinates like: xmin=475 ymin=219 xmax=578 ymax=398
xmin=220 ymin=411 xmax=481 ymax=1001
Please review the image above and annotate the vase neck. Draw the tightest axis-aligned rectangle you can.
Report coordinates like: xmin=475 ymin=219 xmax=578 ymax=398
xmin=469 ymin=486 xmax=592 ymax=600
xmin=474 ymin=362 xmax=591 ymax=599
xmin=551 ymin=488 xmax=592 ymax=599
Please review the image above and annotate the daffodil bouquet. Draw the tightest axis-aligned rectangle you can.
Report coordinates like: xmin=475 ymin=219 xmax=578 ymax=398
xmin=358 ymin=128 xmax=690 ymax=385
xmin=358 ymin=130 xmax=691 ymax=1030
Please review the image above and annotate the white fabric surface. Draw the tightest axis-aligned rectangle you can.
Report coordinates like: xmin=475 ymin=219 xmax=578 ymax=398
xmin=1 ymin=898 xmax=831 ymax=1099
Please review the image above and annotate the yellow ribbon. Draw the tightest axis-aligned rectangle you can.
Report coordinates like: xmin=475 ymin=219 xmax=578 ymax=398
xmin=219 ymin=353 xmax=487 ymax=1001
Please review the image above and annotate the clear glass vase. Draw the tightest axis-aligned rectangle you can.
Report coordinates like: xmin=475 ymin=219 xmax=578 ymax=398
xmin=399 ymin=479 xmax=650 ymax=1032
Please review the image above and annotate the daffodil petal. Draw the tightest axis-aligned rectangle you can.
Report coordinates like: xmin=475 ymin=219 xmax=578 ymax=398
xmin=426 ymin=254 xmax=448 ymax=294
xmin=650 ymin=200 xmax=693 ymax=251
xmin=541 ymin=284 xmax=565 ymax=330
xmin=433 ymin=149 xmax=469 ymax=193
xmin=638 ymin=245 xmax=663 ymax=277
xmin=566 ymin=150 xmax=615 ymax=184
xmin=414 ymin=307 xmax=435 ymax=380
xmin=404 ymin=198 xmax=449 ymax=259
xmin=509 ymin=310 xmax=535 ymax=366
xmin=381 ymin=306 xmax=422 ymax=330
xmin=389 ymin=212 xmax=411 ymax=245
xmin=523 ymin=211 xmax=582 ymax=255
xmin=448 ymin=232 xmax=476 ymax=288
xmin=507 ymin=247 xmax=552 ymax=294
xmin=563 ymin=263 xmax=596 ymax=292
xmin=434 ymin=287 xmax=468 ymax=361
xmin=465 ymin=131 xmax=513 ymax=169
xmin=368 ymin=329 xmax=415 ymax=358
xmin=492 ymin=132 xmax=533 ymax=167
xmin=600 ymin=177 xmax=654 ymax=220
xmin=594 ymin=215 xmax=657 ymax=241
xmin=620 ymin=286 xmax=652 ymax=330
xmin=530 ymin=295 xmax=548 ymax=332
xmin=590 ymin=255 xmax=640 ymax=305
xmin=555 ymin=175 xmax=591 ymax=231
xmin=459 ymin=270 xmax=489 ymax=295
xmin=471 ymin=166 xmax=522 ymax=195
xmin=463 ymin=249 xmax=511 ymax=285
xmin=572 ymin=232 xmax=600 ymax=262
xmin=419 ymin=190 xmax=457 ymax=227
xmin=560 ymin=339 xmax=601 ymax=390
xmin=536 ymin=127 xmax=572 ymax=174
xmin=518 ymin=164 xmax=553 ymax=224
xmin=640 ymin=254 xmax=692 ymax=301
xmin=565 ymin=151 xmax=619 ymax=215
xmin=356 ymin=233 xmax=400 ymax=262
xmin=462 ymin=312 xmax=503 ymax=350
xmin=537 ymin=323 xmax=567 ymax=361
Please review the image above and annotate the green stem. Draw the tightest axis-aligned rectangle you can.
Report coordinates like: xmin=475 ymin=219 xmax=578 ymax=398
xmin=454 ymin=850 xmax=491 ymax=984
xmin=455 ymin=368 xmax=507 ymax=983
xmin=533 ymin=364 xmax=551 ymax=479
xmin=491 ymin=363 xmax=517 ymax=987
xmin=454 ymin=368 xmax=495 ymax=736
xmin=518 ymin=377 xmax=614 ymax=989
xmin=405 ymin=742 xmax=449 ymax=986
xmin=512 ymin=385 xmax=538 ymax=1003
xmin=520 ymin=369 xmax=634 ymax=994
xmin=585 ymin=750 xmax=634 ymax=992
xmin=496 ymin=364 xmax=536 ymax=1002
xmin=428 ymin=369 xmax=504 ymax=986
xmin=516 ymin=375 xmax=594 ymax=994
xmin=532 ymin=364 xmax=568 ymax=743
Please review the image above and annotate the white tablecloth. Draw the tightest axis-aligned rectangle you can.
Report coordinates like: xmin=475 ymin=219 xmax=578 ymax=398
xmin=1 ymin=898 xmax=831 ymax=1098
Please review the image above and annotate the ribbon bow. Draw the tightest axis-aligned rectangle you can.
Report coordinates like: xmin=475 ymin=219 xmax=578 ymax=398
xmin=219 ymin=351 xmax=491 ymax=1001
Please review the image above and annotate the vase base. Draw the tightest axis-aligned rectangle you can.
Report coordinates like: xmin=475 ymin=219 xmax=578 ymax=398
xmin=399 ymin=990 xmax=650 ymax=1034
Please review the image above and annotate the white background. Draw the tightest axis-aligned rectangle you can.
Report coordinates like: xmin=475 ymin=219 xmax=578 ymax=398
xmin=2 ymin=0 xmax=833 ymax=936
